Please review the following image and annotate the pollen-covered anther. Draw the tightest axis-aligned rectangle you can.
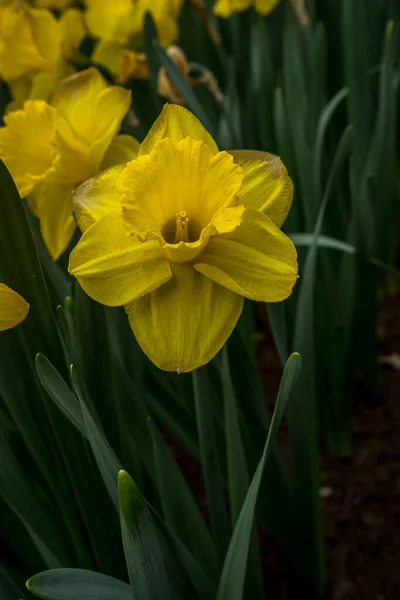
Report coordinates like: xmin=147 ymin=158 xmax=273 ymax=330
xmin=174 ymin=209 xmax=190 ymax=243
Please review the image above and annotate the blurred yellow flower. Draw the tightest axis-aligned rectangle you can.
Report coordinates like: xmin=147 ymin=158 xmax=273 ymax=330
xmin=69 ymin=105 xmax=297 ymax=373
xmin=0 ymin=3 xmax=60 ymax=82
xmin=0 ymin=284 xmax=29 ymax=331
xmin=214 ymin=0 xmax=279 ymax=17
xmin=0 ymin=68 xmax=133 ymax=260
xmin=0 ymin=2 xmax=86 ymax=107
xmin=85 ymin=0 xmax=184 ymax=47
xmin=33 ymin=0 xmax=76 ymax=8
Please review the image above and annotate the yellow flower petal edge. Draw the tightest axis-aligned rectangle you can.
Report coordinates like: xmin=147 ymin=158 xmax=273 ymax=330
xmin=73 ymin=165 xmax=125 ymax=233
xmin=30 ymin=181 xmax=76 ymax=261
xmin=0 ymin=100 xmax=58 ymax=198
xmin=229 ymin=149 xmax=293 ymax=227
xmin=69 ymin=213 xmax=172 ymax=306
xmin=101 ymin=134 xmax=140 ymax=171
xmin=126 ymin=263 xmax=244 ymax=372
xmin=254 ymin=0 xmax=280 ymax=16
xmin=213 ymin=0 xmax=279 ymax=17
xmin=139 ymin=104 xmax=219 ymax=156
xmin=0 ymin=283 xmax=29 ymax=331
xmin=194 ymin=206 xmax=298 ymax=302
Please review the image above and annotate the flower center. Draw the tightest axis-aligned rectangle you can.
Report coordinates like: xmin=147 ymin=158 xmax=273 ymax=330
xmin=161 ymin=209 xmax=202 ymax=244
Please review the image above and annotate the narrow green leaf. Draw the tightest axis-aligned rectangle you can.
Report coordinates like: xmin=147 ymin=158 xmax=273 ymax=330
xmin=193 ymin=366 xmax=230 ymax=563
xmin=71 ymin=365 xmax=122 ymax=510
xmin=216 ymin=353 xmax=302 ymax=600
xmin=221 ymin=347 xmax=264 ymax=600
xmin=0 ymin=565 xmax=28 ymax=600
xmin=36 ymin=354 xmax=85 ymax=436
xmin=265 ymin=302 xmax=288 ymax=365
xmin=148 ymin=419 xmax=219 ymax=583
xmin=0 ymin=159 xmax=61 ymax=363
xmin=290 ymin=233 xmax=400 ymax=279
xmin=27 ymin=569 xmax=131 ymax=600
xmin=118 ymin=470 xmax=171 ymax=600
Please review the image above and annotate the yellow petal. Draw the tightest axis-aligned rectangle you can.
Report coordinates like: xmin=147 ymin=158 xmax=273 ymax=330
xmin=52 ymin=68 xmax=131 ymax=180
xmin=101 ymin=134 xmax=140 ymax=170
xmin=119 ymin=138 xmax=242 ymax=236
xmin=254 ymin=0 xmax=280 ymax=15
xmin=0 ymin=5 xmax=61 ymax=81
xmin=126 ymin=264 xmax=243 ymax=372
xmin=213 ymin=0 xmax=251 ymax=18
xmin=85 ymin=0 xmax=137 ymax=44
xmin=30 ymin=181 xmax=76 ymax=260
xmin=60 ymin=9 xmax=86 ymax=58
xmin=69 ymin=213 xmax=171 ymax=306
xmin=73 ymin=165 xmax=124 ymax=233
xmin=139 ymin=104 xmax=218 ymax=156
xmin=91 ymin=41 xmax=124 ymax=77
xmin=194 ymin=206 xmax=298 ymax=302
xmin=131 ymin=0 xmax=183 ymax=47
xmin=0 ymin=283 xmax=29 ymax=331
xmin=0 ymin=100 xmax=58 ymax=198
xmin=230 ymin=150 xmax=293 ymax=228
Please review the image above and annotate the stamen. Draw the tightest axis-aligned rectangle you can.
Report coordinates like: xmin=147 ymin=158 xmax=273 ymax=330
xmin=174 ymin=209 xmax=190 ymax=243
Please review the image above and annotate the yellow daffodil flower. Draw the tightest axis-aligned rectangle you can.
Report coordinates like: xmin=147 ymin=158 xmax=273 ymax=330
xmin=0 ymin=2 xmax=86 ymax=108
xmin=214 ymin=0 xmax=279 ymax=17
xmin=85 ymin=0 xmax=184 ymax=51
xmin=0 ymin=68 xmax=134 ymax=260
xmin=0 ymin=283 xmax=29 ymax=331
xmin=69 ymin=105 xmax=297 ymax=373
xmin=0 ymin=2 xmax=60 ymax=83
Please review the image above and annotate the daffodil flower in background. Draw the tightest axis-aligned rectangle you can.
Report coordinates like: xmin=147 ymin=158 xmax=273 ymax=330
xmin=214 ymin=0 xmax=279 ymax=17
xmin=0 ymin=68 xmax=135 ymax=260
xmin=69 ymin=105 xmax=298 ymax=373
xmin=0 ymin=1 xmax=86 ymax=108
xmin=0 ymin=283 xmax=29 ymax=331
xmin=86 ymin=0 xmax=184 ymax=81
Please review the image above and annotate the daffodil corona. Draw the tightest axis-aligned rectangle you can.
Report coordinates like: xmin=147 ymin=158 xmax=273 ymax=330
xmin=69 ymin=105 xmax=298 ymax=373
xmin=0 ymin=284 xmax=29 ymax=331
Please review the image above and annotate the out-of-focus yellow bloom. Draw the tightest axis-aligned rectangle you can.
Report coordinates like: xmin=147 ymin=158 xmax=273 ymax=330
xmin=85 ymin=0 xmax=184 ymax=48
xmin=33 ymin=0 xmax=76 ymax=8
xmin=0 ymin=68 xmax=133 ymax=260
xmin=69 ymin=105 xmax=297 ymax=373
xmin=0 ymin=2 xmax=86 ymax=108
xmin=214 ymin=0 xmax=279 ymax=17
xmin=0 ymin=283 xmax=29 ymax=331
xmin=0 ymin=3 xmax=60 ymax=82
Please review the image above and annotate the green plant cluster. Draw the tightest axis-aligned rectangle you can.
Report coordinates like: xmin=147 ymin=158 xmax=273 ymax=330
xmin=0 ymin=1 xmax=399 ymax=598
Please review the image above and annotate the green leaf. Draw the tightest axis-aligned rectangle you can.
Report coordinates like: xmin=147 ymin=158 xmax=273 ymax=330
xmin=221 ymin=348 xmax=264 ymax=600
xmin=27 ymin=569 xmax=131 ymax=600
xmin=193 ymin=366 xmax=230 ymax=563
xmin=290 ymin=233 xmax=400 ymax=279
xmin=71 ymin=365 xmax=122 ymax=510
xmin=35 ymin=354 xmax=85 ymax=436
xmin=0 ymin=565 xmax=28 ymax=600
xmin=148 ymin=419 xmax=219 ymax=583
xmin=0 ymin=159 xmax=61 ymax=363
xmin=216 ymin=353 xmax=302 ymax=600
xmin=118 ymin=470 xmax=171 ymax=600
